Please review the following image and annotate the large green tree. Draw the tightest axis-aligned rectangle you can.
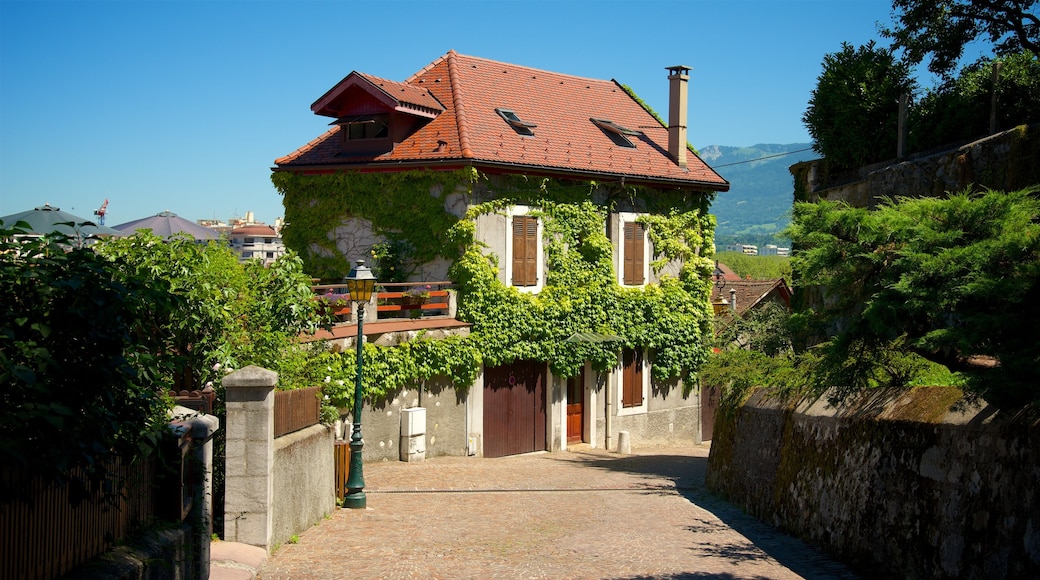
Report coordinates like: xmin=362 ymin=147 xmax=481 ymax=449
xmin=883 ymin=0 xmax=1039 ymax=78
xmin=803 ymin=41 xmax=917 ymax=170
xmin=788 ymin=187 xmax=1040 ymax=406
xmin=909 ymin=51 xmax=1040 ymax=149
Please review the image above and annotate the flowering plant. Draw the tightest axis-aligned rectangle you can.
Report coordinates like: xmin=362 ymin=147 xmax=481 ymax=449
xmin=403 ymin=284 xmax=432 ymax=300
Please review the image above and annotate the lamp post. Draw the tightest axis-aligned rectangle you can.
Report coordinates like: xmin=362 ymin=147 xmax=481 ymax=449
xmin=343 ymin=259 xmax=376 ymax=509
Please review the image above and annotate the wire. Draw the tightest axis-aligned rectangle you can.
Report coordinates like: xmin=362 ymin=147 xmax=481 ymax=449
xmin=711 ymin=147 xmax=815 ymax=168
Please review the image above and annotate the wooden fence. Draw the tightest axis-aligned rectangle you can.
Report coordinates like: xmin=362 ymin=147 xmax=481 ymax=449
xmin=0 ymin=456 xmax=160 ymax=580
xmin=274 ymin=386 xmax=321 ymax=438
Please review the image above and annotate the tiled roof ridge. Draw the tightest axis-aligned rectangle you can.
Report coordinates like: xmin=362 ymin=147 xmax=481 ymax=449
xmin=404 ymin=51 xmax=449 ymax=84
xmin=445 ymin=50 xmax=474 ymax=159
xmin=274 ymin=126 xmax=339 ymax=165
xmin=454 ymin=51 xmax=616 ymax=85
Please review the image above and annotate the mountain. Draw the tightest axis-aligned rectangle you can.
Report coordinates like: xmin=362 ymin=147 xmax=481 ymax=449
xmin=697 ymin=143 xmax=817 ymax=248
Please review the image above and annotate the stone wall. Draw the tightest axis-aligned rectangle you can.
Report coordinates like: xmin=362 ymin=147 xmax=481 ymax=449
xmin=272 ymin=424 xmax=336 ymax=550
xmin=706 ymin=387 xmax=1040 ymax=579
xmin=790 ymin=123 xmax=1040 ymax=208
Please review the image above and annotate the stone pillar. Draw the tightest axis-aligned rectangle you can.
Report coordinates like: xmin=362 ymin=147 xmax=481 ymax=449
xmin=223 ymin=365 xmax=277 ymax=551
xmin=171 ymin=406 xmax=220 ymax=579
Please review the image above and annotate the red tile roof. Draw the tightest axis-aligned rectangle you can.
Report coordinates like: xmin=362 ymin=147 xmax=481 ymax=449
xmin=231 ymin=225 xmax=278 ymax=236
xmin=275 ymin=50 xmax=728 ymax=192
xmin=711 ymin=278 xmax=792 ymax=317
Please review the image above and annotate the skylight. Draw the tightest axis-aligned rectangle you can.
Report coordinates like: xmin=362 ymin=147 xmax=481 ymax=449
xmin=496 ymin=108 xmax=537 ymax=135
xmin=591 ymin=118 xmax=642 ymax=148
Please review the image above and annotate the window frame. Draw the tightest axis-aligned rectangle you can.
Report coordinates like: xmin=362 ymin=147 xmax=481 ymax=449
xmin=615 ymin=212 xmax=650 ymax=287
xmin=617 ymin=347 xmax=648 ymax=415
xmin=504 ymin=206 xmax=544 ymax=293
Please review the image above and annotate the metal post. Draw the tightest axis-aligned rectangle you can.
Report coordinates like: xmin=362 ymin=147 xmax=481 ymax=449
xmin=343 ymin=301 xmax=367 ymax=509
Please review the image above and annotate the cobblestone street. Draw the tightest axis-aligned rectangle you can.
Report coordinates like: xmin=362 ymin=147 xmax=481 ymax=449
xmin=258 ymin=444 xmax=858 ymax=579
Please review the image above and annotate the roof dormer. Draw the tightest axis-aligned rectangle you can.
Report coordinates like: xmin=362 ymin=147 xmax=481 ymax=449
xmin=312 ymin=72 xmax=446 ymax=156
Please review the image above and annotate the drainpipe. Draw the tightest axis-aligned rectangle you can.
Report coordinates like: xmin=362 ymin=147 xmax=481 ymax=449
xmin=604 ymin=371 xmax=614 ymax=451
xmin=666 ymin=65 xmax=691 ymax=169
xmin=730 ymin=288 xmax=737 ymax=312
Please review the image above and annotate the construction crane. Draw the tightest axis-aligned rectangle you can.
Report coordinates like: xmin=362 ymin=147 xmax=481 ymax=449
xmin=93 ymin=199 xmax=108 ymax=225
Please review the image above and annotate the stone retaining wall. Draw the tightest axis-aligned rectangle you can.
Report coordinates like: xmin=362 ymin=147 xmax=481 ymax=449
xmin=706 ymin=387 xmax=1040 ymax=578
xmin=790 ymin=123 xmax=1040 ymax=208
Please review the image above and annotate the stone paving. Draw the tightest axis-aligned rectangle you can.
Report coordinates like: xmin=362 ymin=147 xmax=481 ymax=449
xmin=258 ymin=444 xmax=860 ymax=580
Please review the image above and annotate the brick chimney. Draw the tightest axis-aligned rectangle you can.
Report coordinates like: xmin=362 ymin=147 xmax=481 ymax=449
xmin=666 ymin=65 xmax=690 ymax=169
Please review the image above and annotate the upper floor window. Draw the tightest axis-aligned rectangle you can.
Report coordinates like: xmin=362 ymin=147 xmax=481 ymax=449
xmin=512 ymin=215 xmax=539 ymax=287
xmin=334 ymin=114 xmax=390 ymax=140
xmin=591 ymin=118 xmax=641 ymax=148
xmin=622 ymin=222 xmax=646 ymax=286
xmin=496 ymin=108 xmax=537 ymax=136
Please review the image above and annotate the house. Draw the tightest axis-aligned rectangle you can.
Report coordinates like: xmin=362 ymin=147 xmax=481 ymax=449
xmin=273 ymin=50 xmax=729 ymax=458
xmin=228 ymin=224 xmax=286 ymax=266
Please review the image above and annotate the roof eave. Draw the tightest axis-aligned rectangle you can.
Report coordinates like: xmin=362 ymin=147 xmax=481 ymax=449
xmin=273 ymin=158 xmax=729 ymax=192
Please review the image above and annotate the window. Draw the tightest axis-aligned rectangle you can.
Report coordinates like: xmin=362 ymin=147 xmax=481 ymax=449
xmin=512 ymin=215 xmax=539 ymax=287
xmin=333 ymin=114 xmax=389 ymax=140
xmin=266 ymin=252 xmax=274 ymax=259
xmin=496 ymin=108 xmax=536 ymax=136
xmin=241 ymin=251 xmax=253 ymax=259
xmin=243 ymin=237 xmax=255 ymax=245
xmin=621 ymin=348 xmax=644 ymax=408
xmin=622 ymin=222 xmax=646 ymax=286
xmin=591 ymin=118 xmax=641 ymax=148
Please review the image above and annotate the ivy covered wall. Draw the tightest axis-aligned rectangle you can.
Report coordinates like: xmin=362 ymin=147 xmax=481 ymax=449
xmin=272 ymin=168 xmax=719 ymax=399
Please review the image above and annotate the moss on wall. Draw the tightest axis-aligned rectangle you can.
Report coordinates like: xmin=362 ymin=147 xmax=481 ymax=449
xmin=708 ymin=387 xmax=1040 ymax=579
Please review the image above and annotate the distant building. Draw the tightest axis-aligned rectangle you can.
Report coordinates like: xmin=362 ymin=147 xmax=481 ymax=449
xmin=228 ymin=224 xmax=285 ymax=266
xmin=724 ymin=243 xmax=758 ymax=256
xmin=760 ymin=244 xmax=790 ymax=257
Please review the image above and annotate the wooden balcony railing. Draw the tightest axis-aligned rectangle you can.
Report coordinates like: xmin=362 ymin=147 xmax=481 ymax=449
xmin=313 ymin=281 xmax=453 ymax=322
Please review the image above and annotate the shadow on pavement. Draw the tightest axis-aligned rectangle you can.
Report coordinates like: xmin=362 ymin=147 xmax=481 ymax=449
xmin=552 ymin=451 xmax=861 ymax=580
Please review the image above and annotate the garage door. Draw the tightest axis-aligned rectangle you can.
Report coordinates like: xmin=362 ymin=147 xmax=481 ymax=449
xmin=483 ymin=360 xmax=546 ymax=458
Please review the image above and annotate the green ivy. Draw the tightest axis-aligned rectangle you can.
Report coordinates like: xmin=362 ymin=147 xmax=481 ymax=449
xmin=275 ymin=169 xmax=719 ymax=401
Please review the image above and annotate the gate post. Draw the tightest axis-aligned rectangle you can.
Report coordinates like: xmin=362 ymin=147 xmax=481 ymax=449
xmin=223 ymin=365 xmax=278 ymax=551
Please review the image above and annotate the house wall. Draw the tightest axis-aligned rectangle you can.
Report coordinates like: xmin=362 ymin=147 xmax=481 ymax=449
xmin=351 ymin=382 xmax=470 ymax=462
xmin=587 ymin=366 xmax=700 ymax=451
xmin=706 ymin=388 xmax=1040 ymax=579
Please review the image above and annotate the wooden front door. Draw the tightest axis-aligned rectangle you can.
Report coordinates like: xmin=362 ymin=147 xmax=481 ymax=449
xmin=566 ymin=369 xmax=585 ymax=443
xmin=483 ymin=360 xmax=547 ymax=458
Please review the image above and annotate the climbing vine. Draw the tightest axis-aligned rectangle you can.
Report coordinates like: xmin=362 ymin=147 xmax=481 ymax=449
xmin=274 ymin=169 xmax=719 ymax=401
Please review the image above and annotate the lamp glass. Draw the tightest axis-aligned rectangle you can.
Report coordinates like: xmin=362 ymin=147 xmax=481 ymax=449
xmin=345 ymin=260 xmax=377 ymax=303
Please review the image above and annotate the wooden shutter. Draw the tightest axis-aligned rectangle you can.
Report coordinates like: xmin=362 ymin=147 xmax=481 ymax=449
xmin=622 ymin=348 xmax=643 ymax=408
xmin=512 ymin=216 xmax=538 ymax=287
xmin=623 ymin=222 xmax=645 ymax=285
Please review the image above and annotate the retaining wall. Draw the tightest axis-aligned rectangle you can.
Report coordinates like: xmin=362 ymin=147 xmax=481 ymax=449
xmin=706 ymin=387 xmax=1040 ymax=579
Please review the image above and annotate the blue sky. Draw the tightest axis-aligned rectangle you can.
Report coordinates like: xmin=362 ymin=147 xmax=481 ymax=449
xmin=2 ymin=0 xmax=906 ymax=226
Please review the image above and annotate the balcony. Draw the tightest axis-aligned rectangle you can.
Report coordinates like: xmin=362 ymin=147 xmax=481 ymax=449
xmin=309 ymin=281 xmax=468 ymax=343
xmin=314 ymin=281 xmax=453 ymax=321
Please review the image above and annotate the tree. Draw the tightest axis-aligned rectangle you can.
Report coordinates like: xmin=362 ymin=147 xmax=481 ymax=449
xmin=788 ymin=187 xmax=1040 ymax=406
xmin=803 ymin=41 xmax=917 ymax=170
xmin=883 ymin=0 xmax=1039 ymax=78
xmin=0 ymin=227 xmax=176 ymax=495
xmin=909 ymin=51 xmax=1040 ymax=150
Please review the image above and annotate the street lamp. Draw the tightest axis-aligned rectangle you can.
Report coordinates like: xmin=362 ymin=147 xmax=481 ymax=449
xmin=343 ymin=259 xmax=376 ymax=509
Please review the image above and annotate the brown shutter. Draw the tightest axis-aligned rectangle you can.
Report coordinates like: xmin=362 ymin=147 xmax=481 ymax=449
xmin=623 ymin=222 xmax=645 ymax=285
xmin=622 ymin=348 xmax=644 ymax=408
xmin=512 ymin=216 xmax=538 ymax=286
